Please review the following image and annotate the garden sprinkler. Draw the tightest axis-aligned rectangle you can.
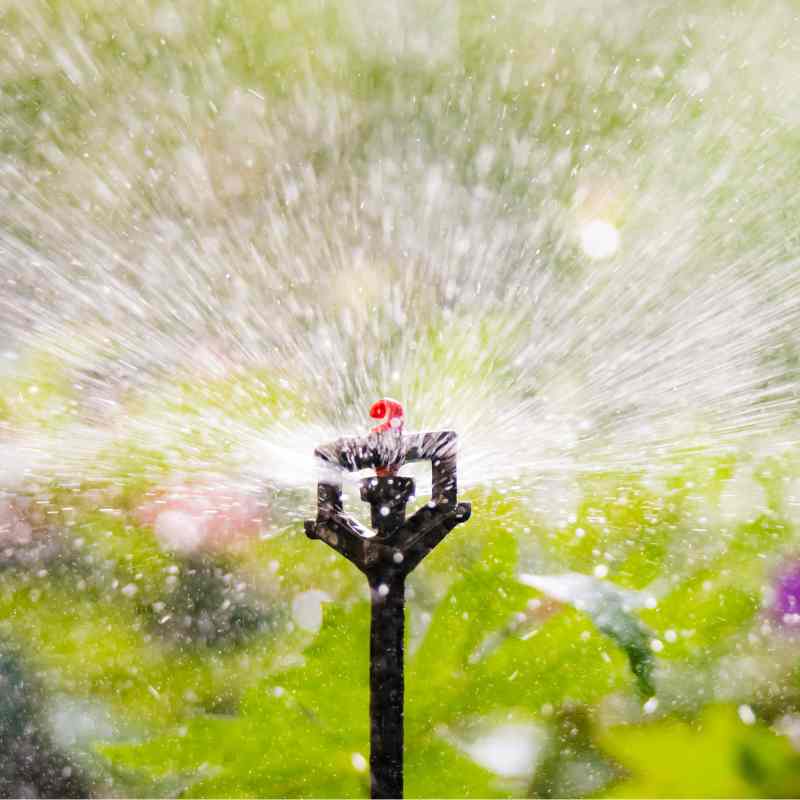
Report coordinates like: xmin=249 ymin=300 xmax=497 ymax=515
xmin=304 ymin=399 xmax=471 ymax=799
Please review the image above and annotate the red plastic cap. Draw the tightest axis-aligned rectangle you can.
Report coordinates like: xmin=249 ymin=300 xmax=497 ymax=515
xmin=370 ymin=398 xmax=404 ymax=434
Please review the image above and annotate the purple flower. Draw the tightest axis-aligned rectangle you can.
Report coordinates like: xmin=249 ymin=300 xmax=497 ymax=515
xmin=773 ymin=562 xmax=800 ymax=626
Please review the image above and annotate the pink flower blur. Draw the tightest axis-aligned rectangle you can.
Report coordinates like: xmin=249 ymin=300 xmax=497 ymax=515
xmin=0 ymin=496 xmax=33 ymax=547
xmin=135 ymin=480 xmax=263 ymax=555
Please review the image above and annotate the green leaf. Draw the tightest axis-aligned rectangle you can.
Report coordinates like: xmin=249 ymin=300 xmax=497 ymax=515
xmin=406 ymin=737 xmax=504 ymax=799
xmin=520 ymin=572 xmax=656 ymax=697
xmin=408 ymin=529 xmax=532 ymax=723
xmin=640 ymin=571 xmax=760 ymax=662
xmin=600 ymin=705 xmax=800 ymax=798
xmin=241 ymin=601 xmax=370 ymax=739
xmin=464 ymin=608 xmax=633 ymax=716
xmin=102 ymin=604 xmax=370 ymax=798
xmin=540 ymin=473 xmax=677 ymax=589
xmin=0 ymin=574 xmax=283 ymax=728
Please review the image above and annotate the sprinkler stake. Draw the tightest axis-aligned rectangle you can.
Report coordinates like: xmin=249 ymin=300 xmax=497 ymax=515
xmin=304 ymin=401 xmax=470 ymax=799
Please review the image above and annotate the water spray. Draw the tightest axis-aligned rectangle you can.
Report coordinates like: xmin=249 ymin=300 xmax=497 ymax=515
xmin=304 ymin=399 xmax=471 ymax=798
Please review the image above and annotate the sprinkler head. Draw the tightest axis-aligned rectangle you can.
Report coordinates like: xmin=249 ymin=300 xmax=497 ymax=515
xmin=304 ymin=400 xmax=470 ymax=575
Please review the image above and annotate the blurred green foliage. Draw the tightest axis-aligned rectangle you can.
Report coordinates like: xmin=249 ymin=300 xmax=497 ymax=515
xmin=600 ymin=706 xmax=800 ymax=798
xmin=2 ymin=440 xmax=797 ymax=796
xmin=2 ymin=0 xmax=800 ymax=797
xmin=99 ymin=530 xmax=637 ymax=797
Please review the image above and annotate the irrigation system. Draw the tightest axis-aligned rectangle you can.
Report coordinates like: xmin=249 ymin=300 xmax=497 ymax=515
xmin=304 ymin=399 xmax=471 ymax=798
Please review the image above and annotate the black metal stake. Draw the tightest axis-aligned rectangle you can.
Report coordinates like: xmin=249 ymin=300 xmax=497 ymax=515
xmin=305 ymin=428 xmax=470 ymax=799
xmin=368 ymin=571 xmax=405 ymax=799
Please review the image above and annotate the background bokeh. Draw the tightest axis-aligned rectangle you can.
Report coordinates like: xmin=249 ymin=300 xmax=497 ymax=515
xmin=2 ymin=1 xmax=800 ymax=796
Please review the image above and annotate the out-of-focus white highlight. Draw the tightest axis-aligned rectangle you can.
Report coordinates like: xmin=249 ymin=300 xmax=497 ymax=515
xmin=351 ymin=752 xmax=368 ymax=772
xmin=461 ymin=723 xmax=541 ymax=778
xmin=155 ymin=510 xmax=205 ymax=554
xmin=580 ymin=219 xmax=620 ymax=259
xmin=291 ymin=590 xmax=331 ymax=632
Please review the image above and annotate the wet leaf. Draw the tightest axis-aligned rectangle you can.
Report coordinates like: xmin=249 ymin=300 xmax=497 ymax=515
xmin=600 ymin=705 xmax=800 ymax=798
